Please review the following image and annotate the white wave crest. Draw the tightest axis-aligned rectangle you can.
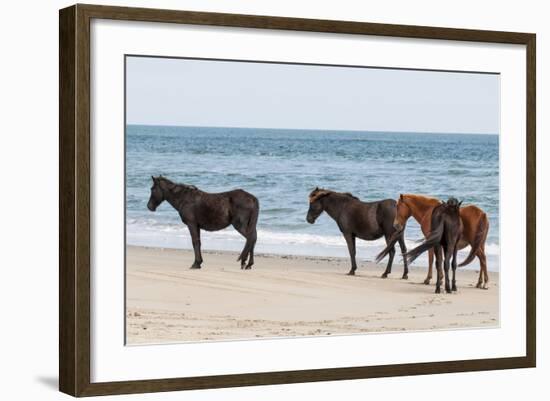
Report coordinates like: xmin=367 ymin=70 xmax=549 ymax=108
xmin=127 ymin=220 xmax=500 ymax=271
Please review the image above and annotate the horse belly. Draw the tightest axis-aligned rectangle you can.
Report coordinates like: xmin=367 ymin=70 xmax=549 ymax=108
xmin=197 ymin=204 xmax=231 ymax=231
xmin=357 ymin=233 xmax=383 ymax=242
xmin=347 ymin=220 xmax=383 ymax=241
xmin=200 ymin=221 xmax=231 ymax=231
xmin=350 ymin=213 xmax=384 ymax=241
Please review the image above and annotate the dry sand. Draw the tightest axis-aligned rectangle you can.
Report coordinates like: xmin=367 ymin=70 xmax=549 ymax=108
xmin=126 ymin=245 xmax=499 ymax=344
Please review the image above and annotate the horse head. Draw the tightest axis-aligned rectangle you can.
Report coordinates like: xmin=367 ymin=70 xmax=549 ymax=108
xmin=147 ymin=176 xmax=165 ymax=211
xmin=445 ymin=197 xmax=463 ymax=212
xmin=393 ymin=194 xmax=412 ymax=231
xmin=306 ymin=187 xmax=331 ymax=224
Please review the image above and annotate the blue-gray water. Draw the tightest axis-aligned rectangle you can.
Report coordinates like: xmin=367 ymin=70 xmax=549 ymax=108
xmin=126 ymin=125 xmax=499 ymax=271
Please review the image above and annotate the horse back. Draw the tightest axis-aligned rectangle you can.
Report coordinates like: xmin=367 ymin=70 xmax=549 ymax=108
xmin=188 ymin=192 xmax=233 ymax=229
xmin=431 ymin=204 xmax=462 ymax=247
xmin=344 ymin=198 xmax=395 ymax=239
xmin=370 ymin=198 xmax=394 ymax=226
xmin=226 ymin=189 xmax=259 ymax=210
xmin=419 ymin=202 xmax=486 ymax=245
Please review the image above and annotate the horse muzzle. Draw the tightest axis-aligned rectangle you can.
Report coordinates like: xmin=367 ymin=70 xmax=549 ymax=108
xmin=147 ymin=201 xmax=157 ymax=212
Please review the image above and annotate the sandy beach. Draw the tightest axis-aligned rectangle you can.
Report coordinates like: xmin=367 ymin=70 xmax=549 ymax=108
xmin=126 ymin=245 xmax=499 ymax=344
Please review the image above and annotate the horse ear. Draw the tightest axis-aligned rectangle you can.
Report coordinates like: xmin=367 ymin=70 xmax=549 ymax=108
xmin=458 ymin=200 xmax=463 ymax=207
xmin=311 ymin=189 xmax=330 ymax=203
xmin=399 ymin=194 xmax=404 ymax=201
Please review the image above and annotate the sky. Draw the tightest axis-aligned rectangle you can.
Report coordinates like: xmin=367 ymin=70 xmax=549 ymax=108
xmin=126 ymin=56 xmax=500 ymax=134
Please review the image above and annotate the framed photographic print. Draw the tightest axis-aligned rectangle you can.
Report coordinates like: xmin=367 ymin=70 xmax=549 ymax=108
xmin=59 ymin=4 xmax=536 ymax=397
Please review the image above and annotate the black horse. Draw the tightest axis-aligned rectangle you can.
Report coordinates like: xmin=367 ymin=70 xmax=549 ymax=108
xmin=306 ymin=188 xmax=408 ymax=278
xmin=403 ymin=198 xmax=463 ymax=293
xmin=147 ymin=176 xmax=259 ymax=269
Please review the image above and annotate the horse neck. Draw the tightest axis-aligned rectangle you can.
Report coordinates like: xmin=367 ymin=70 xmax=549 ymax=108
xmin=322 ymin=193 xmax=350 ymax=220
xmin=163 ymin=186 xmax=190 ymax=210
xmin=406 ymin=196 xmax=439 ymax=224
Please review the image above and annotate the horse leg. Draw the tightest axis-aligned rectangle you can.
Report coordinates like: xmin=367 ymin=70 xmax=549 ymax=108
xmin=424 ymin=248 xmax=434 ymax=285
xmin=381 ymin=239 xmax=395 ymax=279
xmin=398 ymin=235 xmax=408 ymax=279
xmin=344 ymin=233 xmax=357 ymax=275
xmin=244 ymin=205 xmax=259 ymax=270
xmin=434 ymin=246 xmax=443 ymax=294
xmin=233 ymin=217 xmax=255 ymax=269
xmin=443 ymin=245 xmax=452 ymax=293
xmin=475 ymin=246 xmax=484 ymax=288
xmin=188 ymin=225 xmax=203 ymax=269
xmin=237 ymin=234 xmax=252 ymax=269
xmin=477 ymin=248 xmax=489 ymax=289
xmin=452 ymin=242 xmax=459 ymax=292
xmin=244 ymin=229 xmax=257 ymax=270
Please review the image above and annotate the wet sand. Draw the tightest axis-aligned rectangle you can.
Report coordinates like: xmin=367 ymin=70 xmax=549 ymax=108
xmin=126 ymin=245 xmax=499 ymax=344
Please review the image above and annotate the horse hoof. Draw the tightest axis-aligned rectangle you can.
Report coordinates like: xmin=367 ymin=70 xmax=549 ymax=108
xmin=452 ymin=287 xmax=457 ymax=292
xmin=435 ymin=288 xmax=441 ymax=294
xmin=423 ymin=279 xmax=431 ymax=285
xmin=380 ymin=274 xmax=388 ymax=279
xmin=402 ymin=275 xmax=408 ymax=280
xmin=347 ymin=271 xmax=355 ymax=276
xmin=189 ymin=264 xmax=201 ymax=269
xmin=476 ymin=282 xmax=483 ymax=289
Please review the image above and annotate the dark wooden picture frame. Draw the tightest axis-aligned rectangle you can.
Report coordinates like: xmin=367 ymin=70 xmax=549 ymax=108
xmin=59 ymin=3 xmax=536 ymax=397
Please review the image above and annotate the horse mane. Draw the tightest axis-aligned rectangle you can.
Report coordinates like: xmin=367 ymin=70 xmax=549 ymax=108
xmin=157 ymin=176 xmax=198 ymax=193
xmin=402 ymin=193 xmax=441 ymax=205
xmin=309 ymin=187 xmax=359 ymax=203
xmin=341 ymin=192 xmax=359 ymax=200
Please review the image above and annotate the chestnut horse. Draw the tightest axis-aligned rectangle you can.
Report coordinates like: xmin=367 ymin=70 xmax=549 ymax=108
xmin=384 ymin=194 xmax=489 ymax=289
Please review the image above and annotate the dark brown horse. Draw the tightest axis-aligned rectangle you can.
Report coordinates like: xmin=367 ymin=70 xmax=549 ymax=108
xmin=147 ymin=176 xmax=259 ymax=269
xmin=306 ymin=188 xmax=408 ymax=278
xmin=403 ymin=198 xmax=463 ymax=293
xmin=387 ymin=194 xmax=489 ymax=288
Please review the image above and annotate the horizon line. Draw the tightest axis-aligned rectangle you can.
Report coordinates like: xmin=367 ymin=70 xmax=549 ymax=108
xmin=125 ymin=123 xmax=498 ymax=136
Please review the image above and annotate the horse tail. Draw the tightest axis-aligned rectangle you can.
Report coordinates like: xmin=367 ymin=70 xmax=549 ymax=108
xmin=404 ymin=220 xmax=444 ymax=265
xmin=375 ymin=231 xmax=401 ymax=263
xmin=458 ymin=212 xmax=488 ymax=267
xmin=237 ymin=196 xmax=259 ymax=262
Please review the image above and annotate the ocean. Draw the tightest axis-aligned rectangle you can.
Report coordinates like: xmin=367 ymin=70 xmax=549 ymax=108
xmin=126 ymin=125 xmax=499 ymax=271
